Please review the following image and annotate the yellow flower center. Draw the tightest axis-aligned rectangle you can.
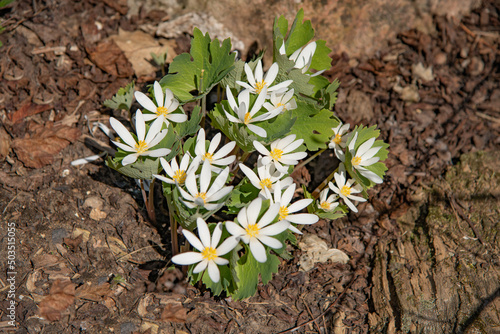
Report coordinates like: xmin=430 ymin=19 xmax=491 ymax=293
xmin=320 ymin=201 xmax=331 ymax=210
xmin=270 ymin=148 xmax=283 ymax=160
xmin=244 ymin=112 xmax=252 ymax=124
xmin=276 ymin=102 xmax=286 ymax=111
xmin=333 ymin=134 xmax=342 ymax=145
xmin=202 ymin=152 xmax=213 ymax=163
xmin=195 ymin=192 xmax=207 ymax=203
xmin=245 ymin=224 xmax=260 ymax=238
xmin=351 ymin=156 xmax=362 ymax=166
xmin=259 ymin=178 xmax=273 ymax=190
xmin=279 ymin=206 xmax=289 ymax=220
xmin=156 ymin=106 xmax=169 ymax=117
xmin=340 ymin=185 xmax=351 ymax=197
xmin=135 ymin=140 xmax=148 ymax=154
xmin=255 ymin=80 xmax=266 ymax=94
xmin=201 ymin=246 xmax=217 ymax=261
xmin=173 ymin=169 xmax=187 ymax=185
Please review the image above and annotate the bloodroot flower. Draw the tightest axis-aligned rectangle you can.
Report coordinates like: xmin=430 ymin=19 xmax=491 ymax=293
xmin=110 ymin=110 xmax=170 ymax=166
xmin=328 ymin=164 xmax=366 ymax=213
xmin=273 ymin=182 xmax=319 ymax=235
xmin=253 ymin=134 xmax=307 ymax=173
xmin=154 ymin=153 xmax=201 ymax=186
xmin=226 ymin=197 xmax=289 ymax=263
xmin=171 ymin=218 xmax=240 ymax=283
xmin=317 ymin=188 xmax=339 ymax=212
xmin=348 ymin=133 xmax=383 ymax=184
xmin=236 ymin=60 xmax=292 ymax=96
xmin=195 ymin=128 xmax=236 ymax=172
xmin=135 ymin=81 xmax=187 ymax=125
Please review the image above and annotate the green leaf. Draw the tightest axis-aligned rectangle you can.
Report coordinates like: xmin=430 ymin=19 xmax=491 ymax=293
xmin=173 ymin=106 xmax=202 ymax=138
xmin=106 ymin=155 xmax=160 ymax=180
xmin=230 ymin=245 xmax=281 ymax=300
xmin=0 ymin=0 xmax=14 ymax=8
xmin=159 ymin=28 xmax=236 ymax=103
xmin=289 ymin=101 xmax=336 ymax=151
xmin=103 ymin=81 xmax=135 ymax=111
xmin=224 ymin=178 xmax=260 ymax=215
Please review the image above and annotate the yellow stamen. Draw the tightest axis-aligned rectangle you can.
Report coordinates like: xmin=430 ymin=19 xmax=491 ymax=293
xmin=279 ymin=206 xmax=289 ymax=220
xmin=276 ymin=102 xmax=286 ymax=111
xmin=340 ymin=185 xmax=351 ymax=197
xmin=255 ymin=80 xmax=266 ymax=94
xmin=245 ymin=224 xmax=260 ymax=238
xmin=201 ymin=246 xmax=217 ymax=261
xmin=173 ymin=170 xmax=187 ymax=185
xmin=202 ymin=152 xmax=213 ymax=163
xmin=320 ymin=202 xmax=331 ymax=210
xmin=270 ymin=148 xmax=283 ymax=160
xmin=259 ymin=178 xmax=272 ymax=190
xmin=244 ymin=112 xmax=252 ymax=124
xmin=135 ymin=140 xmax=148 ymax=154
xmin=351 ymin=156 xmax=362 ymax=166
xmin=333 ymin=134 xmax=342 ymax=145
xmin=195 ymin=192 xmax=207 ymax=203
xmin=156 ymin=106 xmax=169 ymax=117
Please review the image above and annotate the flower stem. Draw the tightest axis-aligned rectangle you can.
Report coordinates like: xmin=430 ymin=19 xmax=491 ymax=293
xmin=140 ymin=179 xmax=156 ymax=223
xmin=165 ymin=192 xmax=179 ymax=256
xmin=311 ymin=166 xmax=338 ymax=200
xmin=293 ymin=148 xmax=326 ymax=172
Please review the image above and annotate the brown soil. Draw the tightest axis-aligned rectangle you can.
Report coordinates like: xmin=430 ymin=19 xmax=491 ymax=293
xmin=0 ymin=0 xmax=499 ymax=333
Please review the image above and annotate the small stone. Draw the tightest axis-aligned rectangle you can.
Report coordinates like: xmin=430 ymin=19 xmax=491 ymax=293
xmin=434 ymin=52 xmax=447 ymax=65
xmin=51 ymin=228 xmax=69 ymax=244
xmin=467 ymin=56 xmax=484 ymax=76
xmin=89 ymin=208 xmax=107 ymax=220
xmin=120 ymin=322 xmax=136 ymax=334
xmin=83 ymin=196 xmax=104 ymax=210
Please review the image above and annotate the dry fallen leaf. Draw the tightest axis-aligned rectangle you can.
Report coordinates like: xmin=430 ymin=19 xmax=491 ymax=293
xmin=110 ymin=29 xmax=175 ymax=78
xmin=0 ymin=127 xmax=11 ymax=159
xmin=38 ymin=279 xmax=75 ymax=321
xmin=412 ymin=62 xmax=435 ymax=82
xmin=298 ymin=234 xmax=349 ymax=271
xmin=75 ymin=282 xmax=112 ymax=302
xmin=86 ymin=39 xmax=134 ymax=77
xmin=160 ymin=301 xmax=188 ymax=323
xmin=11 ymin=122 xmax=81 ymax=168
xmin=8 ymin=103 xmax=52 ymax=124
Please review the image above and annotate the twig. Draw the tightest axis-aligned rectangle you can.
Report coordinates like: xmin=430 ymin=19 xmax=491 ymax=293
xmin=278 ymin=275 xmax=358 ymax=333
xmin=447 ymin=193 xmax=485 ymax=245
xmin=301 ymin=296 xmax=322 ymax=333
xmin=293 ymin=148 xmax=325 ymax=172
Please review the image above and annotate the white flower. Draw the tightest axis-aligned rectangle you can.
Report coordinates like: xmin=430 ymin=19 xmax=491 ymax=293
xmin=253 ymin=134 xmax=307 ymax=173
xmin=171 ymin=218 xmax=240 ymax=283
xmin=348 ymin=133 xmax=383 ymax=184
xmin=239 ymin=158 xmax=293 ymax=200
xmin=195 ymin=128 xmax=236 ymax=172
xmin=318 ymin=188 xmax=339 ymax=212
xmin=154 ymin=153 xmax=201 ymax=186
xmin=328 ymin=164 xmax=366 ymax=213
xmin=273 ymin=182 xmax=318 ymax=235
xmin=236 ymin=60 xmax=292 ymax=96
xmin=224 ymin=86 xmax=281 ymax=137
xmin=328 ymin=122 xmax=350 ymax=161
xmin=178 ymin=160 xmax=233 ymax=211
xmin=281 ymin=42 xmax=325 ymax=76
xmin=134 ymin=81 xmax=187 ymax=125
xmin=109 ymin=110 xmax=170 ymax=166
xmin=263 ymin=89 xmax=297 ymax=114
xmin=225 ymin=197 xmax=289 ymax=263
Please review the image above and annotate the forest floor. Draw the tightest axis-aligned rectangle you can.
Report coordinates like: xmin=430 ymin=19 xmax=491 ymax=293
xmin=0 ymin=0 xmax=499 ymax=333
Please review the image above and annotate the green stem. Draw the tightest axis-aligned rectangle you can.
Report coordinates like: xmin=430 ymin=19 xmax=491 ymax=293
xmin=311 ymin=166 xmax=339 ymax=200
xmin=165 ymin=192 xmax=179 ymax=256
xmin=293 ymin=148 xmax=326 ymax=172
xmin=140 ymin=179 xmax=156 ymax=223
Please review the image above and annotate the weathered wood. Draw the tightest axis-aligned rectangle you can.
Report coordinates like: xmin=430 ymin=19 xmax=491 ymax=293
xmin=370 ymin=151 xmax=500 ymax=333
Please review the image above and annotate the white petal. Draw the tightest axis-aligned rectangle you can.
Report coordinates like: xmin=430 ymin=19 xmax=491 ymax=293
xmin=343 ymin=198 xmax=358 ymax=213
xmin=182 ymin=229 xmax=204 ymax=252
xmin=247 ymin=124 xmax=267 ymax=137
xmin=199 ymin=160 xmax=212 ymax=193
xmin=257 ymin=235 xmax=282 ymax=249
xmin=260 ymin=220 xmax=289 ymax=236
xmin=356 ymin=137 xmax=376 ymax=156
xmin=207 ymin=186 xmax=232 ymax=202
xmin=164 ymin=87 xmax=174 ymax=107
xmin=212 ymin=141 xmax=236 ymax=161
xmin=208 ymin=133 xmax=222 ymax=154
xmin=224 ymin=109 xmax=241 ymax=123
xmin=196 ymin=218 xmax=211 ymax=248
xmin=282 ymin=139 xmax=303 ymax=153
xmin=216 ymin=236 xmax=240 ymax=256
xmin=213 ymin=257 xmax=229 ymax=265
xmin=154 ymin=174 xmax=175 ymax=184
xmin=112 ymin=140 xmax=135 ymax=153
xmin=247 ymin=197 xmax=262 ymax=225
xmin=264 ymin=63 xmax=278 ymax=85
xmin=207 ymin=167 xmax=229 ymax=196
xmin=287 ymin=198 xmax=312 ymax=213
xmin=147 ymin=148 xmax=171 ymax=157
xmin=226 ymin=86 xmax=237 ymax=111
xmin=185 ymin=171 xmax=199 ymax=196
xmin=244 ymin=62 xmax=256 ymax=85
xmin=195 ymin=128 xmax=206 ymax=157
xmin=167 ymin=113 xmax=188 ymax=123
xmin=225 ymin=221 xmax=246 ymax=237
xmin=239 ymin=164 xmax=261 ymax=187
xmin=193 ymin=259 xmax=208 ymax=273
xmin=288 ymin=224 xmax=303 ymax=234
xmin=254 ymin=61 xmax=263 ymax=82
xmin=171 ymin=252 xmax=203 ymax=265
xmin=134 ymin=91 xmax=157 ymax=112
xmin=249 ymin=238 xmax=266 ymax=263
xmin=286 ymin=213 xmax=319 ymax=225
xmin=258 ymin=203 xmax=280 ymax=228
xmin=122 ymin=153 xmax=139 ymax=166
xmin=109 ymin=117 xmax=136 ymax=148
xmin=153 ymin=81 xmax=164 ymax=108
xmin=207 ymin=261 xmax=220 ymax=283
xmin=212 ymin=156 xmax=236 ymax=166
xmin=280 ymin=183 xmax=295 ymax=207
xmin=144 ymin=113 xmax=163 ymax=143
